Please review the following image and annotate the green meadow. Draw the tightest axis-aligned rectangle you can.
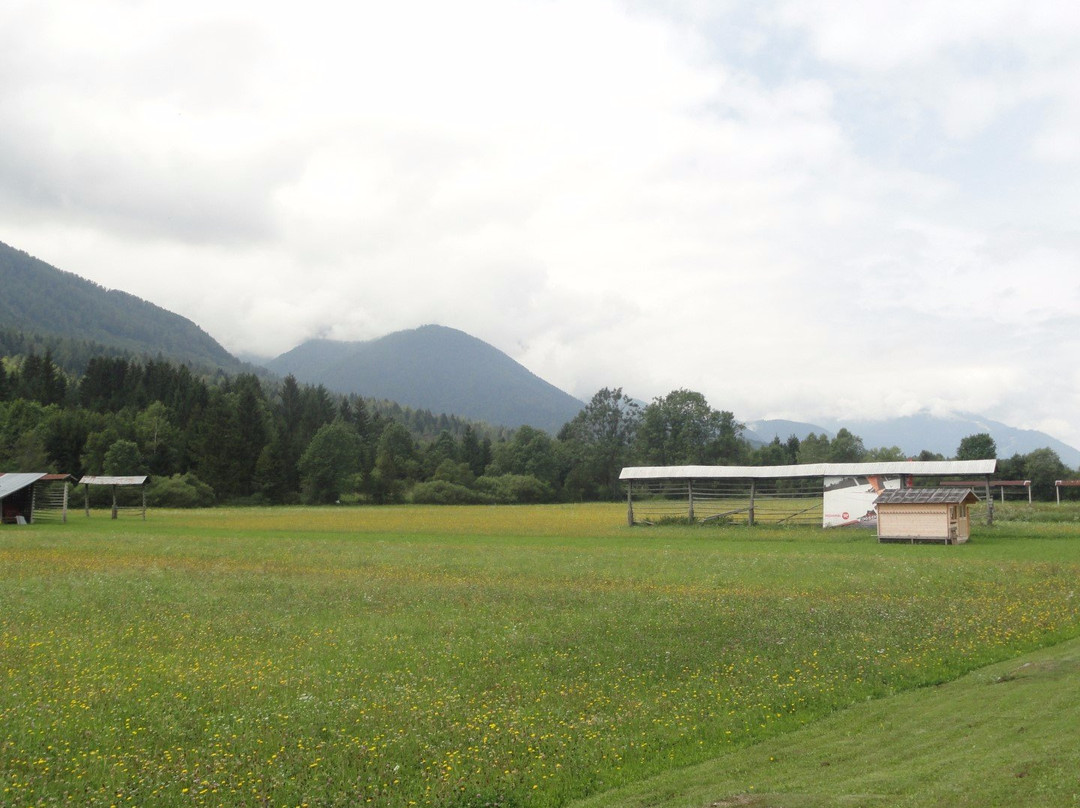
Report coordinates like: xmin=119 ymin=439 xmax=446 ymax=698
xmin=1 ymin=504 xmax=1079 ymax=807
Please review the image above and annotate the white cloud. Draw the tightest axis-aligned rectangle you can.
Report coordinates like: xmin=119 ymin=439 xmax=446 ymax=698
xmin=3 ymin=0 xmax=1080 ymax=449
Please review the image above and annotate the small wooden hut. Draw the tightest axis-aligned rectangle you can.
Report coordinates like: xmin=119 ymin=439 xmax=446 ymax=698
xmin=873 ymin=488 xmax=979 ymax=544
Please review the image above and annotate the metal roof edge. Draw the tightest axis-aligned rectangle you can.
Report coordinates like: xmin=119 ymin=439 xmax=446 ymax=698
xmin=0 ymin=472 xmax=49 ymax=499
xmin=619 ymin=460 xmax=997 ymax=480
xmin=77 ymin=476 xmax=149 ymax=486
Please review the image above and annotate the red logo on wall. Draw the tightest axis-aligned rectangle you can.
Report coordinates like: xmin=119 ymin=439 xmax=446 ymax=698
xmin=842 ymin=512 xmax=849 ymax=520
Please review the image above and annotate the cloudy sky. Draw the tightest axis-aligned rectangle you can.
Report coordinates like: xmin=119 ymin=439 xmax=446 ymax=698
xmin=3 ymin=0 xmax=1079 ymax=446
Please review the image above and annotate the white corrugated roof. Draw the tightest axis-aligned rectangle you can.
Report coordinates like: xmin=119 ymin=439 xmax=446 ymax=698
xmin=619 ymin=460 xmax=997 ymax=481
xmin=78 ymin=476 xmax=148 ymax=486
xmin=0 ymin=472 xmax=48 ymax=499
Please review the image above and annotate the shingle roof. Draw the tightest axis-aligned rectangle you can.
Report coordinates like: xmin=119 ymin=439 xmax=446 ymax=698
xmin=874 ymin=488 xmax=979 ymax=506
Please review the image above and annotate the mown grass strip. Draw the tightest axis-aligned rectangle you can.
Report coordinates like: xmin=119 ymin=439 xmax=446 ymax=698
xmin=571 ymin=633 xmax=1080 ymax=808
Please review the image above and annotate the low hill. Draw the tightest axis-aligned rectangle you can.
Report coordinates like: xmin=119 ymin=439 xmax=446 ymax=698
xmin=0 ymin=240 xmax=240 ymax=370
xmin=266 ymin=325 xmax=585 ymax=433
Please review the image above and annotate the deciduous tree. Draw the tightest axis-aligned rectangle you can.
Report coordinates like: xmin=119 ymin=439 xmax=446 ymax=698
xmin=298 ymin=420 xmax=362 ymax=504
xmin=634 ymin=389 xmax=745 ymax=466
xmin=956 ymin=433 xmax=997 ymax=460
xmin=559 ymin=387 xmax=640 ymax=499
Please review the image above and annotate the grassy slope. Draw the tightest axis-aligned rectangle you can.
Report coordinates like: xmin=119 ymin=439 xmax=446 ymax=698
xmin=574 ymin=503 xmax=1080 ymax=808
xmin=571 ymin=635 xmax=1080 ymax=808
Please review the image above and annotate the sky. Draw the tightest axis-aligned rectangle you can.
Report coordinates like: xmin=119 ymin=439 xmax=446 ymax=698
xmin=3 ymin=0 xmax=1079 ymax=447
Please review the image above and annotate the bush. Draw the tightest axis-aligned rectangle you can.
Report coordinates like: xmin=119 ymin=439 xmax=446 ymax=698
xmin=146 ymin=473 xmax=215 ymax=508
xmin=409 ymin=480 xmax=495 ymax=505
xmin=474 ymin=474 xmax=555 ymax=504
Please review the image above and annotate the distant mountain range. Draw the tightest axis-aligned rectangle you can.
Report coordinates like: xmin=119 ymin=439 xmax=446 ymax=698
xmin=747 ymin=413 xmax=1080 ymax=469
xmin=2 ymin=238 xmax=1078 ymax=460
xmin=264 ymin=325 xmax=585 ymax=433
xmin=0 ymin=240 xmax=239 ymax=370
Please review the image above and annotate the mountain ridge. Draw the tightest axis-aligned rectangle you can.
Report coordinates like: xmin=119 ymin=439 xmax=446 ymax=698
xmin=265 ymin=325 xmax=585 ymax=433
xmin=0 ymin=240 xmax=240 ymax=370
xmin=747 ymin=412 xmax=1080 ymax=468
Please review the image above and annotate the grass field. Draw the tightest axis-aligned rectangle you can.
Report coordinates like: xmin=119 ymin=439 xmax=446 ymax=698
xmin=1 ymin=504 xmax=1079 ymax=807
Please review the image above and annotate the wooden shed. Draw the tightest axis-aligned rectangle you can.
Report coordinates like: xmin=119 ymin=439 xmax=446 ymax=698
xmin=873 ymin=488 xmax=979 ymax=544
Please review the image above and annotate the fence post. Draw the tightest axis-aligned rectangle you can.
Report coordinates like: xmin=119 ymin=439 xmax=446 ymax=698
xmin=687 ymin=480 xmax=695 ymax=522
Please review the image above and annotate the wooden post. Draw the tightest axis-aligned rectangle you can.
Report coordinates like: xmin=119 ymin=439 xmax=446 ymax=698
xmin=748 ymin=479 xmax=756 ymax=526
xmin=985 ymin=476 xmax=994 ymax=526
xmin=626 ymin=480 xmax=634 ymax=526
xmin=687 ymin=480 xmax=695 ymax=522
xmin=84 ymin=483 xmax=90 ymax=517
xmin=111 ymin=485 xmax=118 ymax=520
xmin=1057 ymin=481 xmax=1062 ymax=505
xmin=142 ymin=483 xmax=147 ymax=520
xmin=62 ymin=481 xmax=68 ymax=524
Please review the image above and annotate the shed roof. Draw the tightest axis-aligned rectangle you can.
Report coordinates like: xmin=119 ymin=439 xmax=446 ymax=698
xmin=78 ymin=476 xmax=148 ymax=486
xmin=874 ymin=488 xmax=980 ymax=506
xmin=0 ymin=473 xmax=48 ymax=499
xmin=619 ymin=460 xmax=996 ymax=481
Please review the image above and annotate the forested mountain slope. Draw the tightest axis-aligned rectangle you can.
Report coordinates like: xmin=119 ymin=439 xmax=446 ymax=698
xmin=266 ymin=325 xmax=584 ymax=433
xmin=0 ymin=240 xmax=240 ymax=370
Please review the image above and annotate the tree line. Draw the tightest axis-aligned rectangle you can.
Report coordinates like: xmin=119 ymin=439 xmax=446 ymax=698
xmin=0 ymin=350 xmax=1075 ymax=505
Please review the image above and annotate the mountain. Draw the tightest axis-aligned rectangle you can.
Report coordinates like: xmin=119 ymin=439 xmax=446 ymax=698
xmin=265 ymin=325 xmax=585 ymax=433
xmin=0 ymin=240 xmax=240 ymax=370
xmin=744 ymin=419 xmax=831 ymax=445
xmin=748 ymin=412 xmax=1080 ymax=468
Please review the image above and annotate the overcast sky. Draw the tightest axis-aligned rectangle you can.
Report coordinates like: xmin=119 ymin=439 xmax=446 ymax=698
xmin=3 ymin=0 xmax=1079 ymax=447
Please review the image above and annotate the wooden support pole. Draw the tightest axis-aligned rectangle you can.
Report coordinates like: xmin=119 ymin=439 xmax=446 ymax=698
xmin=687 ymin=480 xmax=695 ymax=523
xmin=62 ymin=481 xmax=68 ymax=524
xmin=748 ymin=479 xmax=756 ymax=526
xmin=626 ymin=480 xmax=634 ymax=526
xmin=142 ymin=484 xmax=147 ymax=520
xmin=84 ymin=484 xmax=90 ymax=517
xmin=111 ymin=485 xmax=118 ymax=520
xmin=985 ymin=476 xmax=994 ymax=526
